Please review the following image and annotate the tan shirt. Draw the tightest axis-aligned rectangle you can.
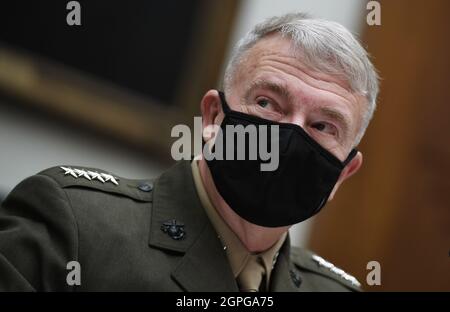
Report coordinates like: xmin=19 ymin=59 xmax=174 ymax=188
xmin=191 ymin=157 xmax=286 ymax=291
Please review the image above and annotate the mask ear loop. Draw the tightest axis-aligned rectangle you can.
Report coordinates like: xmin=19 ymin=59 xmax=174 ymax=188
xmin=218 ymin=91 xmax=231 ymax=114
xmin=204 ymin=91 xmax=230 ymax=157
xmin=343 ymin=148 xmax=358 ymax=167
xmin=311 ymin=149 xmax=357 ymax=216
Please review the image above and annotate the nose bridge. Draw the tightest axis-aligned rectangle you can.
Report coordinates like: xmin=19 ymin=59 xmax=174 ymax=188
xmin=285 ymin=110 xmax=306 ymax=128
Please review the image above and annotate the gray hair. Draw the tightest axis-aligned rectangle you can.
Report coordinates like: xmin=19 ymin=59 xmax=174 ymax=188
xmin=223 ymin=12 xmax=379 ymax=145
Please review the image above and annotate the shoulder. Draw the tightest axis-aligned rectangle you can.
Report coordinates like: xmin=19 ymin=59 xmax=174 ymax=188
xmin=290 ymin=246 xmax=362 ymax=292
xmin=36 ymin=165 xmax=154 ymax=203
xmin=0 ymin=165 xmax=158 ymax=291
xmin=3 ymin=165 xmax=155 ymax=228
xmin=3 ymin=165 xmax=156 ymax=241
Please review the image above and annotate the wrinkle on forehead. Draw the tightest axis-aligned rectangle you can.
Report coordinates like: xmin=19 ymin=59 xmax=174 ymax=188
xmin=243 ymin=36 xmax=353 ymax=97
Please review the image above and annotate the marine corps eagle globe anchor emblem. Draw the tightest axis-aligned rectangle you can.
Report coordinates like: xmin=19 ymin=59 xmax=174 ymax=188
xmin=161 ymin=219 xmax=186 ymax=240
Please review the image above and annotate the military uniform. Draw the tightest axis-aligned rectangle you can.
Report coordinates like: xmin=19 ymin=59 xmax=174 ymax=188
xmin=0 ymin=160 xmax=361 ymax=291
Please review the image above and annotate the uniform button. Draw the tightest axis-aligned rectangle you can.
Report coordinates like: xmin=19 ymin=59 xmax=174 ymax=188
xmin=138 ymin=182 xmax=153 ymax=192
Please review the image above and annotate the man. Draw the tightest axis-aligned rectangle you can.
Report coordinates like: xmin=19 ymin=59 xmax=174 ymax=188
xmin=0 ymin=12 xmax=378 ymax=291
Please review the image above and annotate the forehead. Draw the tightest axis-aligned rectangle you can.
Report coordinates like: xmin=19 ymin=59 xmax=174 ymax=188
xmin=238 ymin=34 xmax=352 ymax=95
xmin=233 ymin=34 xmax=365 ymax=140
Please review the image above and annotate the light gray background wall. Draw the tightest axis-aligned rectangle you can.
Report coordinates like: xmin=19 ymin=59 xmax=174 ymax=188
xmin=0 ymin=104 xmax=163 ymax=193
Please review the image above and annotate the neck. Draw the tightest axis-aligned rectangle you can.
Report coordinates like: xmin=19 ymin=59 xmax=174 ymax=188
xmin=198 ymin=158 xmax=289 ymax=253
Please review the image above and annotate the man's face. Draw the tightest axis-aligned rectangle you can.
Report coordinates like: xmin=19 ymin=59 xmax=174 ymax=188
xmin=226 ymin=34 xmax=365 ymax=161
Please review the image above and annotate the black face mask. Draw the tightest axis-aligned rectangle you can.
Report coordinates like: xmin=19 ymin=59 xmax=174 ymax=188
xmin=205 ymin=91 xmax=357 ymax=228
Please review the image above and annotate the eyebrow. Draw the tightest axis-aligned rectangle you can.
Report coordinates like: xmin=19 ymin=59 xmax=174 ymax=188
xmin=318 ymin=107 xmax=351 ymax=138
xmin=243 ymin=79 xmax=297 ymax=105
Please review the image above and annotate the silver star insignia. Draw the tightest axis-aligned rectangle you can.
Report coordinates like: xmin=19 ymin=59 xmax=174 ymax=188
xmin=312 ymin=255 xmax=361 ymax=287
xmin=60 ymin=166 xmax=78 ymax=178
xmin=74 ymin=168 xmax=92 ymax=180
xmin=110 ymin=176 xmax=119 ymax=185
xmin=100 ymin=173 xmax=119 ymax=186
xmin=60 ymin=167 xmax=119 ymax=186
xmin=87 ymin=170 xmax=105 ymax=183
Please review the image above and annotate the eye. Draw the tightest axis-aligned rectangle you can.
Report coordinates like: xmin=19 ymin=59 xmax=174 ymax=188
xmin=311 ymin=122 xmax=337 ymax=136
xmin=253 ymin=96 xmax=283 ymax=118
xmin=312 ymin=123 xmax=325 ymax=131
xmin=257 ymin=98 xmax=270 ymax=108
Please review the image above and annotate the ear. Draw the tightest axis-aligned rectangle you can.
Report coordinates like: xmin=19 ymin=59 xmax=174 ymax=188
xmin=328 ymin=151 xmax=363 ymax=201
xmin=200 ymin=89 xmax=224 ymax=143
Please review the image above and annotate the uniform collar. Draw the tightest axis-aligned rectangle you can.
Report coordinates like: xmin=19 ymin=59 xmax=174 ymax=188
xmin=147 ymin=160 xmax=237 ymax=291
xmin=191 ymin=156 xmax=287 ymax=288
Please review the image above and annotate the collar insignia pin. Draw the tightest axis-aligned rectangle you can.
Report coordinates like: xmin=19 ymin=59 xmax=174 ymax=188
xmin=161 ymin=219 xmax=185 ymax=240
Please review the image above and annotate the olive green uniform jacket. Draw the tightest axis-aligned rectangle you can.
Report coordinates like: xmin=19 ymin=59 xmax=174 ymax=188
xmin=0 ymin=161 xmax=361 ymax=292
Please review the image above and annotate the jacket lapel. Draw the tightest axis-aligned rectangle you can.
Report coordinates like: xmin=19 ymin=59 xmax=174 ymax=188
xmin=148 ymin=160 xmax=238 ymax=291
xmin=269 ymin=235 xmax=302 ymax=292
xmin=171 ymin=220 xmax=238 ymax=291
